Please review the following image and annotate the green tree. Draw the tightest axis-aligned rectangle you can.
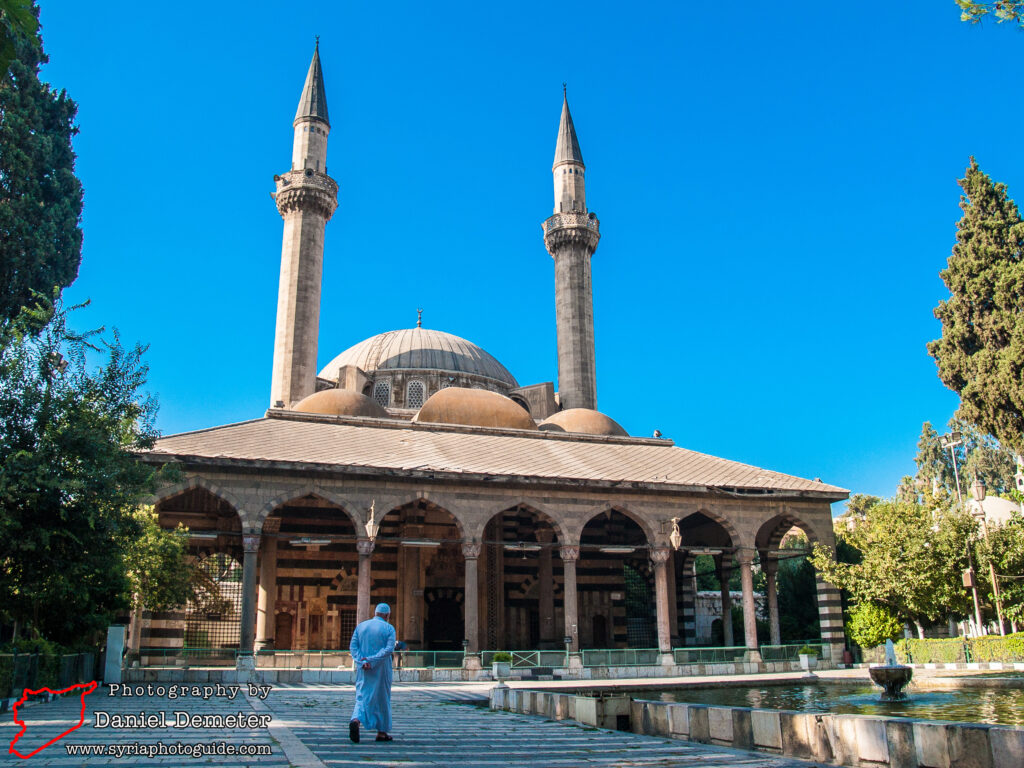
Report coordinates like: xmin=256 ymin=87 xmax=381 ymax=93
xmin=0 ymin=300 xmax=165 ymax=644
xmin=810 ymin=500 xmax=975 ymax=637
xmin=957 ymin=1 xmax=1024 ymax=27
xmin=123 ymin=508 xmax=194 ymax=612
xmin=0 ymin=2 xmax=83 ymax=323
xmin=976 ymin=514 xmax=1024 ymax=626
xmin=846 ymin=602 xmax=903 ymax=649
xmin=774 ymin=536 xmax=821 ymax=643
xmin=928 ymin=159 xmax=1024 ymax=454
xmin=0 ymin=0 xmax=37 ymax=74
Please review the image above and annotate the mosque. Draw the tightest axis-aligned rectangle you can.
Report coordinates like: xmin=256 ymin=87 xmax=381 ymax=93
xmin=139 ymin=45 xmax=848 ymax=671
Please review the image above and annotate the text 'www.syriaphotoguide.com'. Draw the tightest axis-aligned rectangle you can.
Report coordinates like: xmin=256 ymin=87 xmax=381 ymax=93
xmin=64 ymin=741 xmax=272 ymax=759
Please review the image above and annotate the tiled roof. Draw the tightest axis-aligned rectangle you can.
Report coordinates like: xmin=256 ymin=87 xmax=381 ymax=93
xmin=146 ymin=413 xmax=847 ymax=498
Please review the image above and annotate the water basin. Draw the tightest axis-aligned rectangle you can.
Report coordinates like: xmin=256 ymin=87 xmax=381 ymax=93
xmin=568 ymin=682 xmax=1024 ymax=726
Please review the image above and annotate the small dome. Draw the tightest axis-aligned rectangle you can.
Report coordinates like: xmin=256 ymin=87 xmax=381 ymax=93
xmin=414 ymin=387 xmax=536 ymax=431
xmin=292 ymin=389 xmax=389 ymax=418
xmin=540 ymin=408 xmax=628 ymax=437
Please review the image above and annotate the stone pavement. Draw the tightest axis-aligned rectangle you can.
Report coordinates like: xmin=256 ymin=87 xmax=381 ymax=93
xmin=1 ymin=681 xmax=825 ymax=767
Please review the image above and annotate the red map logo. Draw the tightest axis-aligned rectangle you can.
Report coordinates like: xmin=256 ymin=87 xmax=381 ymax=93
xmin=8 ymin=680 xmax=98 ymax=759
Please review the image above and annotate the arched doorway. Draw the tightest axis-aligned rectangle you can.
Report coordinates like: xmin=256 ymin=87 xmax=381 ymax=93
xmin=378 ymin=500 xmax=464 ymax=651
xmin=578 ymin=509 xmax=654 ymax=649
xmin=264 ymin=494 xmax=359 ymax=650
xmin=755 ymin=514 xmax=824 ymax=649
xmin=481 ymin=504 xmax=562 ymax=650
xmin=672 ymin=511 xmax=738 ymax=648
xmin=149 ymin=486 xmax=244 ymax=663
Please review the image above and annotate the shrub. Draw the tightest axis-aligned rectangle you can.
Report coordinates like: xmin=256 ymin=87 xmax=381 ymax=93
xmin=968 ymin=632 xmax=1024 ymax=663
xmin=797 ymin=645 xmax=818 ymax=657
xmin=491 ymin=652 xmax=512 ymax=663
xmin=903 ymin=637 xmax=967 ymax=664
xmin=846 ymin=603 xmax=902 ymax=649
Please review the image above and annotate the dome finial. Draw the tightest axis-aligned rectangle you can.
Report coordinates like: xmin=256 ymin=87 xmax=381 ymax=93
xmin=315 ymin=34 xmax=320 ymax=50
xmin=562 ymin=82 xmax=567 ymax=99
xmin=416 ymin=308 xmax=423 ymax=328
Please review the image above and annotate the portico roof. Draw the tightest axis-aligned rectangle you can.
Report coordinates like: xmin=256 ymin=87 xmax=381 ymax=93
xmin=144 ymin=411 xmax=847 ymax=500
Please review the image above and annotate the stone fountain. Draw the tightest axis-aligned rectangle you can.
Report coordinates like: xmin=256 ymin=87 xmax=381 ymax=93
xmin=869 ymin=639 xmax=913 ymax=701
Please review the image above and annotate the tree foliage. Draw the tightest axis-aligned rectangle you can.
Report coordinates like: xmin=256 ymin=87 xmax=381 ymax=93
xmin=846 ymin=602 xmax=903 ymax=649
xmin=957 ymin=1 xmax=1024 ymax=27
xmin=928 ymin=159 xmax=1024 ymax=453
xmin=0 ymin=3 xmax=83 ymax=324
xmin=811 ymin=500 xmax=976 ymax=635
xmin=0 ymin=299 xmax=170 ymax=644
xmin=976 ymin=513 xmax=1024 ymax=625
xmin=0 ymin=0 xmax=37 ymax=74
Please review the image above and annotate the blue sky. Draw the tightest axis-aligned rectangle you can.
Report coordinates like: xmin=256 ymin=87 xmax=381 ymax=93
xmin=37 ymin=1 xmax=1024 ymax=510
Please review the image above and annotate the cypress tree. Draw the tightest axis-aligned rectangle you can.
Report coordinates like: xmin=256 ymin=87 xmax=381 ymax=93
xmin=0 ymin=4 xmax=83 ymax=323
xmin=928 ymin=159 xmax=1024 ymax=453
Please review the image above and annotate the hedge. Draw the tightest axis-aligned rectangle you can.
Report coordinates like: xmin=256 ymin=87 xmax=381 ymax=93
xmin=870 ymin=632 xmax=1024 ymax=664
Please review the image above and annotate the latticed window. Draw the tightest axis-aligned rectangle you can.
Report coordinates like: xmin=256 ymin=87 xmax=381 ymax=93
xmin=406 ymin=380 xmax=426 ymax=409
xmin=372 ymin=379 xmax=391 ymax=408
xmin=185 ymin=553 xmax=243 ymax=660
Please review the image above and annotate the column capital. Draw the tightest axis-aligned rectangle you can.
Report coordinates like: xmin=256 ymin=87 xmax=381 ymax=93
xmin=356 ymin=538 xmax=376 ymax=556
xmin=242 ymin=534 xmax=261 ymax=554
xmin=735 ymin=550 xmax=756 ymax=566
xmin=461 ymin=541 xmax=481 ymax=560
xmin=559 ymin=545 xmax=580 ymax=562
xmin=649 ymin=547 xmax=671 ymax=565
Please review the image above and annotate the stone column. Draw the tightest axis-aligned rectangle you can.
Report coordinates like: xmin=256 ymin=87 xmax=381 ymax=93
xmin=537 ymin=529 xmax=556 ymax=646
xmin=762 ymin=554 xmax=781 ymax=646
xmin=462 ymin=541 xmax=482 ymax=670
xmin=737 ymin=552 xmax=762 ymax=663
xmin=128 ymin=606 xmax=143 ymax=654
xmin=256 ymin=519 xmax=280 ymax=650
xmin=715 ymin=554 xmax=734 ymax=647
xmin=356 ymin=538 xmax=375 ymax=624
xmin=237 ymin=534 xmax=260 ymax=670
xmin=667 ymin=550 xmax=680 ymax=646
xmin=560 ymin=545 xmax=581 ymax=659
xmin=650 ymin=547 xmax=674 ymax=664
xmin=679 ymin=554 xmax=697 ymax=646
xmin=815 ymin=570 xmax=846 ymax=666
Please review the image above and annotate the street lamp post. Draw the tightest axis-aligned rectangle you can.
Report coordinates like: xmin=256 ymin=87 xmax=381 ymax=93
xmin=971 ymin=478 xmax=1006 ymax=636
xmin=940 ymin=431 xmax=964 ymax=504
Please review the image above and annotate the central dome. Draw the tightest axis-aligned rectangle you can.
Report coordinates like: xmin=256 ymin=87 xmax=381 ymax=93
xmin=319 ymin=328 xmax=518 ymax=388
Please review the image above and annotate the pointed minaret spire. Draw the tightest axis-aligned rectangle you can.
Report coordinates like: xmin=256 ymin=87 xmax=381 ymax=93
xmin=294 ymin=39 xmax=329 ymax=127
xmin=543 ymin=88 xmax=600 ymax=411
xmin=553 ymin=87 xmax=583 ymax=168
xmin=270 ymin=46 xmax=339 ymax=408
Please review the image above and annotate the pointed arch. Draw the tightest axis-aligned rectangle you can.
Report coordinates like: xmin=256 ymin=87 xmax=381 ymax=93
xmin=149 ymin=476 xmax=243 ymax=517
xmin=755 ymin=511 xmax=821 ymax=552
xmin=256 ymin=486 xmax=360 ymax=531
xmin=474 ymin=500 xmax=565 ymax=544
xmin=676 ymin=508 xmax=742 ymax=550
xmin=575 ymin=503 xmax=657 ymax=546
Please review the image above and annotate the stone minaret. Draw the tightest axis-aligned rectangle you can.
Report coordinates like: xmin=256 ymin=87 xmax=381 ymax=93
xmin=270 ymin=42 xmax=339 ymax=407
xmin=543 ymin=89 xmax=600 ymax=411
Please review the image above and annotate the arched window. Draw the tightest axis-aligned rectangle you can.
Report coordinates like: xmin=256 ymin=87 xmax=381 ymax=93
xmin=406 ymin=380 xmax=426 ymax=409
xmin=372 ymin=379 xmax=391 ymax=408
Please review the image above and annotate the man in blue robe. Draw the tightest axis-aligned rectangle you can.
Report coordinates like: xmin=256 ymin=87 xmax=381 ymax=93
xmin=349 ymin=603 xmax=396 ymax=743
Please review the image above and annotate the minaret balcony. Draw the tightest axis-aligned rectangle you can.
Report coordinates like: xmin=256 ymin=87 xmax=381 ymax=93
xmin=542 ymin=211 xmax=600 ymax=256
xmin=273 ymin=169 xmax=339 ymax=220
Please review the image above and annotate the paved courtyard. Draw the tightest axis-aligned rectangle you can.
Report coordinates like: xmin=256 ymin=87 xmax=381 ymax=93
xmin=1 ymin=682 xmax=824 ymax=767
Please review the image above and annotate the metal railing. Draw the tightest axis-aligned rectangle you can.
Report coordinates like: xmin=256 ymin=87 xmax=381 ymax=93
xmin=758 ymin=642 xmax=827 ymax=662
xmin=0 ymin=651 xmax=100 ymax=699
xmin=580 ymin=648 xmax=661 ymax=667
xmin=395 ymin=650 xmax=464 ymax=668
xmin=129 ymin=647 xmax=238 ymax=667
xmin=480 ymin=650 xmax=569 ymax=668
xmin=673 ymin=646 xmax=748 ymax=664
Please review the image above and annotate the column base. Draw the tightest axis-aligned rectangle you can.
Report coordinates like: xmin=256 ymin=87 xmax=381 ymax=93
xmin=659 ymin=652 xmax=675 ymax=667
xmin=744 ymin=649 xmax=763 ymax=664
xmin=567 ymin=653 xmax=583 ymax=671
xmin=235 ymin=654 xmax=256 ymax=672
xmin=462 ymin=654 xmax=482 ymax=671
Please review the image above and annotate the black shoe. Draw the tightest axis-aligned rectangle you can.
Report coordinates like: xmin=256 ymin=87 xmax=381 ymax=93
xmin=376 ymin=732 xmax=393 ymax=742
xmin=349 ymin=720 xmax=360 ymax=743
